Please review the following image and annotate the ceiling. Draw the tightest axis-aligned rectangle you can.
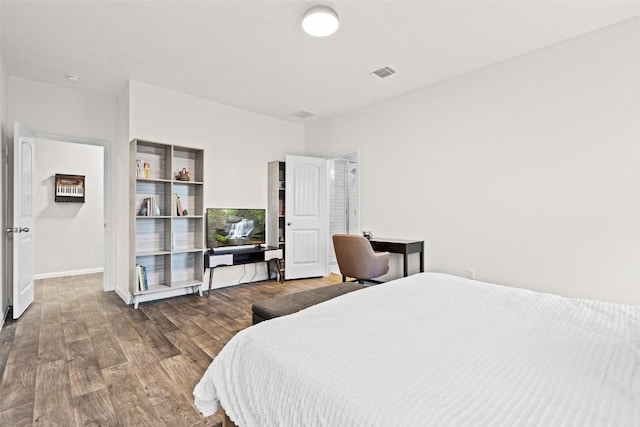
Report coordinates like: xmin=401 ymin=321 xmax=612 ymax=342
xmin=1 ymin=1 xmax=638 ymax=123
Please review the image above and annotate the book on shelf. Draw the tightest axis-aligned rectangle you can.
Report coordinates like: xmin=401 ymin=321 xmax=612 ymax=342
xmin=172 ymin=193 xmax=179 ymax=217
xmin=136 ymin=264 xmax=148 ymax=291
xmin=138 ymin=196 xmax=161 ymax=216
xmin=176 ymin=196 xmax=184 ymax=216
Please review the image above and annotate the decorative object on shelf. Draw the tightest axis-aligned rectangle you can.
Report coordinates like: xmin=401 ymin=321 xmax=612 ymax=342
xmin=143 ymin=162 xmax=150 ymax=179
xmin=176 ymin=168 xmax=190 ymax=181
xmin=55 ymin=174 xmax=85 ymax=203
xmin=136 ymin=160 xmax=143 ymax=178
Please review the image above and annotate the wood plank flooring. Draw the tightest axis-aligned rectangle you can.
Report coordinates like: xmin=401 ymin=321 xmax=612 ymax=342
xmin=0 ymin=273 xmax=343 ymax=426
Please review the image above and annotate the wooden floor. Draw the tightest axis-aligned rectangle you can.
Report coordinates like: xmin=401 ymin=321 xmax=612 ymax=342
xmin=0 ymin=273 xmax=343 ymax=426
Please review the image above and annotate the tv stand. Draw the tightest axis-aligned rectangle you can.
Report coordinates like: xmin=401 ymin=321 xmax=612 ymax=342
xmin=204 ymin=246 xmax=283 ymax=297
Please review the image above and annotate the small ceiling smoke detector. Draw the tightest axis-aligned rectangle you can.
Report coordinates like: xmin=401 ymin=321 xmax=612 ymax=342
xmin=291 ymin=110 xmax=316 ymax=119
xmin=370 ymin=66 xmax=396 ymax=79
xmin=65 ymin=73 xmax=81 ymax=82
xmin=302 ymin=5 xmax=339 ymax=37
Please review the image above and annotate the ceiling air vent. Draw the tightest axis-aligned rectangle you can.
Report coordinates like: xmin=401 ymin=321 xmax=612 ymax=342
xmin=291 ymin=110 xmax=315 ymax=119
xmin=370 ymin=66 xmax=396 ymax=79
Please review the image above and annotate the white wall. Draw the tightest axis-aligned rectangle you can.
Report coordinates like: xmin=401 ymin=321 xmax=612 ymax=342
xmin=8 ymin=77 xmax=117 ymax=140
xmin=115 ymin=83 xmax=130 ymax=302
xmin=129 ymin=80 xmax=306 ymax=207
xmin=7 ymin=76 xmax=118 ymax=289
xmin=306 ymin=18 xmax=640 ymax=305
xmin=120 ymin=80 xmax=305 ymax=298
xmin=33 ymin=139 xmax=104 ymax=277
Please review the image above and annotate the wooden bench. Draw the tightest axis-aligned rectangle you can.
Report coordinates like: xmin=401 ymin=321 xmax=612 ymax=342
xmin=251 ymin=282 xmax=367 ymax=325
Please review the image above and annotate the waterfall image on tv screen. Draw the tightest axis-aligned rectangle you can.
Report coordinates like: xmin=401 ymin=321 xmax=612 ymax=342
xmin=206 ymin=208 xmax=266 ymax=248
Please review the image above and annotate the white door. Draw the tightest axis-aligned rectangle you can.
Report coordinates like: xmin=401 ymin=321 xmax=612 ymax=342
xmin=11 ymin=122 xmax=35 ymax=319
xmin=285 ymin=155 xmax=327 ymax=279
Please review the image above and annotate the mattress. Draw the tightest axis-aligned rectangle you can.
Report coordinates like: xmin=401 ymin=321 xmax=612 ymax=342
xmin=194 ymin=273 xmax=640 ymax=426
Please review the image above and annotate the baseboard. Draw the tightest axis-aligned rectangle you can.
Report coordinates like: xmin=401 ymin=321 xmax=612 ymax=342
xmin=34 ymin=267 xmax=104 ymax=280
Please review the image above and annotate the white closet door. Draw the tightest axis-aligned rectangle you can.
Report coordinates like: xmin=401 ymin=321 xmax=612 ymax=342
xmin=284 ymin=155 xmax=327 ymax=279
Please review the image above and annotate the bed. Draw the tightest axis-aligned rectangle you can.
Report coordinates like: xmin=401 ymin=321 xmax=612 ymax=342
xmin=194 ymin=273 xmax=640 ymax=426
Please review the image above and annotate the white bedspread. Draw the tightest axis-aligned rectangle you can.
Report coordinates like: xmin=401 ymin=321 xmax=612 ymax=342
xmin=194 ymin=273 xmax=640 ymax=426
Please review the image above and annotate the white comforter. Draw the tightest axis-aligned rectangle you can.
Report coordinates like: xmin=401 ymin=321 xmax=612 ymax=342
xmin=194 ymin=273 xmax=640 ymax=426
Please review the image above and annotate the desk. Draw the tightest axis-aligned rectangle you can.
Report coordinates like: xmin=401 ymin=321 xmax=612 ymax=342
xmin=368 ymin=238 xmax=424 ymax=277
xmin=204 ymin=246 xmax=283 ymax=297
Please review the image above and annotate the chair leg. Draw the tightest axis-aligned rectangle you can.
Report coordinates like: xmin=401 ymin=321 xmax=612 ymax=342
xmin=342 ymin=275 xmax=346 ymax=282
xmin=358 ymin=279 xmax=364 ymax=284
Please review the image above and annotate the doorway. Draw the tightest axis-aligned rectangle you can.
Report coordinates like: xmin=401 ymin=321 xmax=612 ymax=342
xmin=5 ymin=129 xmax=111 ymax=306
xmin=33 ymin=138 xmax=105 ymax=280
xmin=328 ymin=153 xmax=359 ymax=275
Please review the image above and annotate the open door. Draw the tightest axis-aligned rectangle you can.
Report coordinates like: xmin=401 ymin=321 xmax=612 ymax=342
xmin=284 ymin=155 xmax=327 ymax=279
xmin=10 ymin=122 xmax=35 ymax=319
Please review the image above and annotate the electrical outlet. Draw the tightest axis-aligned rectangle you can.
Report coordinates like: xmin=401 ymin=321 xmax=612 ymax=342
xmin=466 ymin=268 xmax=476 ymax=280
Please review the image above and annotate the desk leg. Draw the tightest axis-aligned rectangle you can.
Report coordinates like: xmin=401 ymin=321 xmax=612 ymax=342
xmin=267 ymin=259 xmax=281 ymax=282
xmin=403 ymin=252 xmax=409 ymax=277
xmin=420 ymin=250 xmax=424 ymax=273
xmin=276 ymin=259 xmax=284 ymax=283
xmin=207 ymin=268 xmax=214 ymax=298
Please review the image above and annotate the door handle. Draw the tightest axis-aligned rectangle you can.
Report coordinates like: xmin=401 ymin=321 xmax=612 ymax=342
xmin=6 ymin=227 xmax=14 ymax=233
xmin=19 ymin=227 xmax=30 ymax=233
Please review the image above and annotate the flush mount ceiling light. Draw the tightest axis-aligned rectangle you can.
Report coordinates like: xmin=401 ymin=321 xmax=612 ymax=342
xmin=65 ymin=73 xmax=81 ymax=82
xmin=302 ymin=5 xmax=339 ymax=37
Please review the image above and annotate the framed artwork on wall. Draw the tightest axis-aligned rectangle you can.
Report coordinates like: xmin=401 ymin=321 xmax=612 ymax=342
xmin=55 ymin=174 xmax=85 ymax=203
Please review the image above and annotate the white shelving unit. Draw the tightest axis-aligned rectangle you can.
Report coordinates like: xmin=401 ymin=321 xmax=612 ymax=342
xmin=267 ymin=161 xmax=286 ymax=278
xmin=130 ymin=139 xmax=205 ymax=308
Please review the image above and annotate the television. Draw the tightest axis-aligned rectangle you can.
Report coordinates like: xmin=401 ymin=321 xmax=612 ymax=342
xmin=206 ymin=208 xmax=266 ymax=249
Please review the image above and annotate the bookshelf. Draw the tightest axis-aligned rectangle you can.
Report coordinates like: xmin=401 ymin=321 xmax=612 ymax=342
xmin=130 ymin=139 xmax=205 ymax=308
xmin=267 ymin=161 xmax=286 ymax=278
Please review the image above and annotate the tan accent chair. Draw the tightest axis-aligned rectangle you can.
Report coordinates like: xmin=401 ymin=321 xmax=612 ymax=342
xmin=332 ymin=234 xmax=390 ymax=283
